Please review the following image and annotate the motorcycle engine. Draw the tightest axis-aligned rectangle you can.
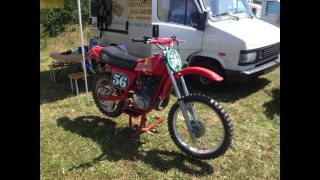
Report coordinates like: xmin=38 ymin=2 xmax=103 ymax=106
xmin=132 ymin=75 xmax=161 ymax=111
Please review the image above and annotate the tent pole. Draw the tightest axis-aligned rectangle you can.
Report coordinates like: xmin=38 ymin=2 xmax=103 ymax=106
xmin=77 ymin=0 xmax=89 ymax=105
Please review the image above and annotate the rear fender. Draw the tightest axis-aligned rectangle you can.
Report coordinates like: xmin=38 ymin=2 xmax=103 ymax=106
xmin=160 ymin=67 xmax=223 ymax=99
xmin=86 ymin=46 xmax=103 ymax=61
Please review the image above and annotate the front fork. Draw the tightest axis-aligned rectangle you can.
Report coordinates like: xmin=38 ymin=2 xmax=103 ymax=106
xmin=167 ymin=65 xmax=197 ymax=142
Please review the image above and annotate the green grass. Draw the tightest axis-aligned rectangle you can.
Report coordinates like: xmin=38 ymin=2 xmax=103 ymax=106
xmin=40 ymin=27 xmax=280 ymax=179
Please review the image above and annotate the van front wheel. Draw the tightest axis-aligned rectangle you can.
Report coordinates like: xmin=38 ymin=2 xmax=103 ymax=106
xmin=191 ymin=61 xmax=225 ymax=91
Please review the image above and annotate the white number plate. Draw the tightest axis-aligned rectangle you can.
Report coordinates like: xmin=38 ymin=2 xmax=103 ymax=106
xmin=112 ymin=72 xmax=129 ymax=89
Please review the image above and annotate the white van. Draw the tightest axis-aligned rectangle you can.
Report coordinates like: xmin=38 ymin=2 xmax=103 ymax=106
xmin=255 ymin=0 xmax=280 ymax=27
xmin=89 ymin=0 xmax=280 ymax=89
xmin=247 ymin=0 xmax=261 ymax=18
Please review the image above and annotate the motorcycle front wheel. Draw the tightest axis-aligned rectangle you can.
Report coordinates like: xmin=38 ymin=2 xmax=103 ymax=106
xmin=168 ymin=93 xmax=233 ymax=160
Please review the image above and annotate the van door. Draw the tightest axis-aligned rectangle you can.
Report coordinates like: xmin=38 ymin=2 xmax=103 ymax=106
xmin=261 ymin=0 xmax=280 ymax=26
xmin=89 ymin=0 xmax=153 ymax=58
xmin=90 ymin=0 xmax=129 ymax=38
xmin=89 ymin=0 xmax=101 ymax=38
xmin=153 ymin=0 xmax=205 ymax=63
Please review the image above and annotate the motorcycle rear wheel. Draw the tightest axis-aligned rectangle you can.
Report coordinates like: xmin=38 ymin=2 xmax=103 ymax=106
xmin=168 ymin=93 xmax=233 ymax=159
xmin=92 ymin=73 xmax=124 ymax=117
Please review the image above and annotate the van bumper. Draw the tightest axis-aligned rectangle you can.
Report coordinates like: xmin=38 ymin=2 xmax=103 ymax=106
xmin=225 ymin=58 xmax=280 ymax=83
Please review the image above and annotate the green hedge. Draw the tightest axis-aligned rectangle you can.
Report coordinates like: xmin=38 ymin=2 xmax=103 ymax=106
xmin=40 ymin=0 xmax=89 ymax=37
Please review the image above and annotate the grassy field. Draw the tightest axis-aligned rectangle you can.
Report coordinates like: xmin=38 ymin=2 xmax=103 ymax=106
xmin=40 ymin=26 xmax=280 ymax=179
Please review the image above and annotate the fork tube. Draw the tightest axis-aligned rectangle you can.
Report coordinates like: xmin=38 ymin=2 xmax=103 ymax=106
xmin=179 ymin=76 xmax=189 ymax=96
xmin=180 ymin=76 xmax=199 ymax=123
xmin=167 ymin=67 xmax=182 ymax=99
xmin=179 ymin=75 xmax=198 ymax=121
xmin=167 ymin=66 xmax=197 ymax=142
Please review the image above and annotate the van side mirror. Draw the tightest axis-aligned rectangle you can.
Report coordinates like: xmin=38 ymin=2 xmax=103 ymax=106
xmin=197 ymin=11 xmax=208 ymax=31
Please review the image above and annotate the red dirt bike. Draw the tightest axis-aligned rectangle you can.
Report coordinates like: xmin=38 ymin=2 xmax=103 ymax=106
xmin=87 ymin=36 xmax=233 ymax=160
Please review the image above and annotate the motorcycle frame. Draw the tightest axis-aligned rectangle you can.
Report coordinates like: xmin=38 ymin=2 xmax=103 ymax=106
xmin=89 ymin=38 xmax=223 ymax=139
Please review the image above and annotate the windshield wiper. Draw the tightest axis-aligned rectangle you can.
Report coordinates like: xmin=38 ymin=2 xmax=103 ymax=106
xmin=234 ymin=11 xmax=254 ymax=19
xmin=212 ymin=12 xmax=239 ymax=21
xmin=246 ymin=14 xmax=254 ymax=19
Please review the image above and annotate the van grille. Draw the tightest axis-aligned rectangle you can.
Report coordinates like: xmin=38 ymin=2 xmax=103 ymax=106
xmin=256 ymin=43 xmax=280 ymax=61
xmin=239 ymin=42 xmax=280 ymax=66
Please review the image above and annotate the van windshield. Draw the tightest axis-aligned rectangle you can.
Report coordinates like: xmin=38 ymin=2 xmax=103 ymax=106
xmin=203 ymin=0 xmax=254 ymax=21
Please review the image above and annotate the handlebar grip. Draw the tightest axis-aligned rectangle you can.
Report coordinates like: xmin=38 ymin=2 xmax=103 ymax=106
xmin=132 ymin=38 xmax=145 ymax=43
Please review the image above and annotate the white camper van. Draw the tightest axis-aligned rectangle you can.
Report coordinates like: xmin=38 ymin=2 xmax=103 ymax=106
xmin=249 ymin=0 xmax=280 ymax=27
xmin=247 ymin=0 xmax=261 ymax=18
xmin=89 ymin=0 xmax=280 ymax=89
xmin=254 ymin=0 xmax=280 ymax=27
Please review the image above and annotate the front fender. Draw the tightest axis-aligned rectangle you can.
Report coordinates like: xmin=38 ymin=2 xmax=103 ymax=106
xmin=161 ymin=67 xmax=223 ymax=99
xmin=177 ymin=67 xmax=223 ymax=81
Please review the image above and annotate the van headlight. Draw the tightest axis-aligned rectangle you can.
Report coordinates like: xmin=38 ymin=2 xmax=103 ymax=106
xmin=239 ymin=52 xmax=257 ymax=64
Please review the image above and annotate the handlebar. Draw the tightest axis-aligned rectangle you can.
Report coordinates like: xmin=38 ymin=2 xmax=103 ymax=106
xmin=132 ymin=38 xmax=149 ymax=43
xmin=132 ymin=36 xmax=186 ymax=45
xmin=132 ymin=37 xmax=149 ymax=43
xmin=132 ymin=38 xmax=145 ymax=42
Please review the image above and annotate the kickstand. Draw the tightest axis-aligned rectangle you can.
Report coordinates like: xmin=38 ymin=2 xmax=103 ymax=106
xmin=127 ymin=114 xmax=164 ymax=141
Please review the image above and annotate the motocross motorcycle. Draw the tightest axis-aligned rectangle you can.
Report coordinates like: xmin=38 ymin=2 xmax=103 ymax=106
xmin=87 ymin=36 xmax=233 ymax=160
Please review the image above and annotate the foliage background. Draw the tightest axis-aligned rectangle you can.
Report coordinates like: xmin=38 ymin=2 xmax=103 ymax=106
xmin=40 ymin=0 xmax=89 ymax=37
xmin=40 ymin=0 xmax=65 ymax=9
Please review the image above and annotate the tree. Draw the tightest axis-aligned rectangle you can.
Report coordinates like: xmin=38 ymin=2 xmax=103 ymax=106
xmin=40 ymin=0 xmax=89 ymax=37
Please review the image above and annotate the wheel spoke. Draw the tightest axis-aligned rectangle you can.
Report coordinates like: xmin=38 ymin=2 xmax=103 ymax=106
xmin=175 ymin=101 xmax=224 ymax=151
xmin=92 ymin=75 xmax=124 ymax=117
xmin=168 ymin=93 xmax=232 ymax=159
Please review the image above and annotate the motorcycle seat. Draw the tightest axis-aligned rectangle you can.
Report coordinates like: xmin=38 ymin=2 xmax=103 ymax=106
xmin=100 ymin=46 xmax=140 ymax=71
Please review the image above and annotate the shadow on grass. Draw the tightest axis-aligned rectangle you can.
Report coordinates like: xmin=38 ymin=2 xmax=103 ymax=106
xmin=144 ymin=150 xmax=213 ymax=175
xmin=57 ymin=116 xmax=214 ymax=176
xmin=40 ymin=68 xmax=95 ymax=105
xmin=185 ymin=77 xmax=271 ymax=103
xmin=263 ymin=88 xmax=280 ymax=119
